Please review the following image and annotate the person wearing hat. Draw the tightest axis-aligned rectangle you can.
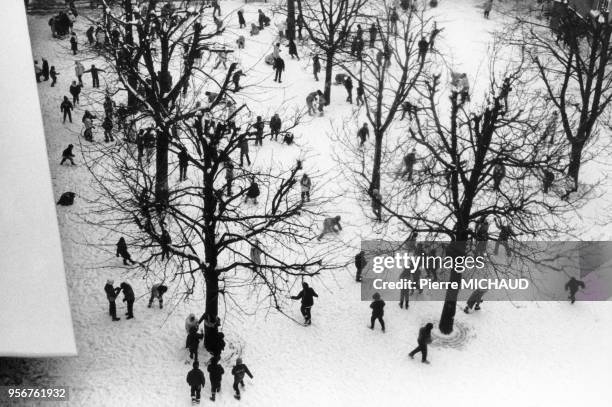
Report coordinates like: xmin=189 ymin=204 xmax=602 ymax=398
xmin=231 ymin=357 xmax=253 ymax=400
xmin=369 ymin=292 xmax=386 ymax=332
xmin=104 ymin=279 xmax=121 ymax=321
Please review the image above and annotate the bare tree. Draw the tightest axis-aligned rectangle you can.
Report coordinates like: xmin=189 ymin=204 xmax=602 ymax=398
xmin=83 ymin=2 xmax=343 ymax=358
xmin=337 ymin=8 xmax=431 ymax=211
xmin=297 ymin=0 xmax=368 ymax=105
xmin=340 ymin=49 xmax=591 ymax=334
xmin=99 ymin=0 xmax=224 ymax=208
xmin=509 ymin=7 xmax=612 ymax=194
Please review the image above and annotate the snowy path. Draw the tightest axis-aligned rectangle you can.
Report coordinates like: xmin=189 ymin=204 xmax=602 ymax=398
xmin=6 ymin=1 xmax=611 ymax=406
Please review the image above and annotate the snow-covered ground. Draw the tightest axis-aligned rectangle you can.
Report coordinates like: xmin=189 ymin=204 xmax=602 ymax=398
xmin=2 ymin=0 xmax=611 ymax=406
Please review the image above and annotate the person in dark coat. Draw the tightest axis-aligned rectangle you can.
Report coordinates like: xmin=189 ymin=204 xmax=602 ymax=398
xmin=418 ymin=36 xmax=428 ymax=62
xmin=403 ymin=148 xmax=416 ymax=180
xmin=399 ymin=267 xmax=411 ymax=309
xmin=494 ymin=218 xmax=514 ymax=256
xmin=83 ymin=64 xmax=105 ymax=88
xmin=186 ymin=326 xmax=204 ymax=361
xmin=409 ymin=322 xmax=433 ymax=363
xmin=102 ymin=116 xmax=114 ymax=142
xmin=357 ymin=122 xmax=369 ymax=146
xmin=355 ymin=250 xmax=367 ymax=282
xmin=269 ymin=113 xmax=282 ymax=141
xmin=178 ymin=146 xmax=189 ymax=181
xmin=60 ymin=144 xmax=76 ymax=165
xmin=186 ymin=361 xmax=206 ymax=404
xmin=49 ymin=66 xmax=59 ymax=87
xmin=60 ymin=96 xmax=73 ymax=123
xmin=543 ymin=169 xmax=554 ymax=194
xmin=369 ymin=292 xmax=386 ymax=332
xmin=239 ymin=135 xmax=251 ymax=166
xmin=116 ymin=236 xmax=136 ymax=265
xmin=313 ymin=54 xmax=321 ymax=81
xmin=291 ymin=282 xmax=318 ymax=325
xmin=273 ymin=56 xmax=285 ymax=83
xmin=254 ymin=116 xmax=264 ymax=146
xmin=148 ymin=283 xmax=168 ymax=308
xmin=565 ymin=277 xmax=585 ymax=304
xmin=492 ymin=162 xmax=505 ymax=191
xmin=104 ymin=279 xmax=121 ymax=321
xmin=70 ymin=32 xmax=78 ymax=55
xmin=258 ymin=9 xmax=267 ymax=30
xmin=245 ymin=177 xmax=260 ymax=204
xmin=237 ymin=9 xmax=246 ymax=28
xmin=208 ymin=356 xmax=225 ymax=401
xmin=160 ymin=229 xmax=172 ymax=260
xmin=42 ymin=58 xmax=50 ymax=81
xmin=344 ymin=76 xmax=353 ymax=103
xmin=231 ymin=357 xmax=253 ymax=400
xmin=464 ymin=289 xmax=487 ymax=313
xmin=86 ymin=26 xmax=95 ymax=44
xmin=232 ymin=69 xmax=246 ymax=92
xmin=288 ymin=39 xmax=299 ymax=60
xmin=119 ymin=282 xmax=135 ymax=319
xmin=356 ymin=80 xmax=365 ymax=106
xmin=369 ymin=23 xmax=377 ymax=47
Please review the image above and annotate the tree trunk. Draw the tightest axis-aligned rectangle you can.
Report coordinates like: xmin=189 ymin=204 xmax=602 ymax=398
xmin=566 ymin=139 xmax=585 ymax=192
xmin=155 ymin=128 xmax=169 ymax=207
xmin=323 ymin=52 xmax=334 ymax=106
xmin=438 ymin=241 xmax=466 ymax=334
xmin=370 ymin=130 xmax=383 ymax=195
xmin=287 ymin=0 xmax=296 ymax=41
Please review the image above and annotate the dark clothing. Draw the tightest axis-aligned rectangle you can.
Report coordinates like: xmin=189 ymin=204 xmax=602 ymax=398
xmin=104 ymin=283 xmax=121 ymax=320
xmin=61 ymin=145 xmax=75 ymax=165
xmin=565 ymin=278 xmax=585 ymax=304
xmin=178 ymin=149 xmax=189 ymax=181
xmin=120 ymin=282 xmax=135 ymax=318
xmin=313 ymin=55 xmax=321 ymax=81
xmin=187 ymin=368 xmax=206 ymax=387
xmin=187 ymin=367 xmax=205 ymax=401
xmin=344 ymin=77 xmax=353 ymax=103
xmin=42 ymin=60 xmax=49 ymax=80
xmin=208 ymin=363 xmax=225 ymax=383
xmin=270 ymin=115 xmax=281 ymax=140
xmin=61 ymin=100 xmax=73 ymax=123
xmin=69 ymin=83 xmax=81 ymax=105
xmin=292 ymin=287 xmax=318 ymax=307
xmin=232 ymin=363 xmax=253 ymax=396
xmin=465 ymin=289 xmax=487 ymax=312
xmin=370 ymin=299 xmax=385 ymax=330
xmin=288 ymin=41 xmax=299 ymax=59
xmin=186 ymin=330 xmax=204 ymax=360
xmin=84 ymin=67 xmax=105 ymax=88
xmin=355 ymin=252 xmax=367 ymax=281
xmin=238 ymin=10 xmax=246 ymax=28
xmin=273 ymin=57 xmax=285 ymax=82
xmin=409 ymin=325 xmax=433 ymax=362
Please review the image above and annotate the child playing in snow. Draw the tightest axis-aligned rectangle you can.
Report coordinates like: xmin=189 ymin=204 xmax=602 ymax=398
xmin=186 ymin=326 xmax=204 ymax=361
xmin=369 ymin=292 xmax=386 ymax=332
xmin=231 ymin=357 xmax=254 ymax=400
xmin=186 ymin=361 xmax=206 ymax=404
